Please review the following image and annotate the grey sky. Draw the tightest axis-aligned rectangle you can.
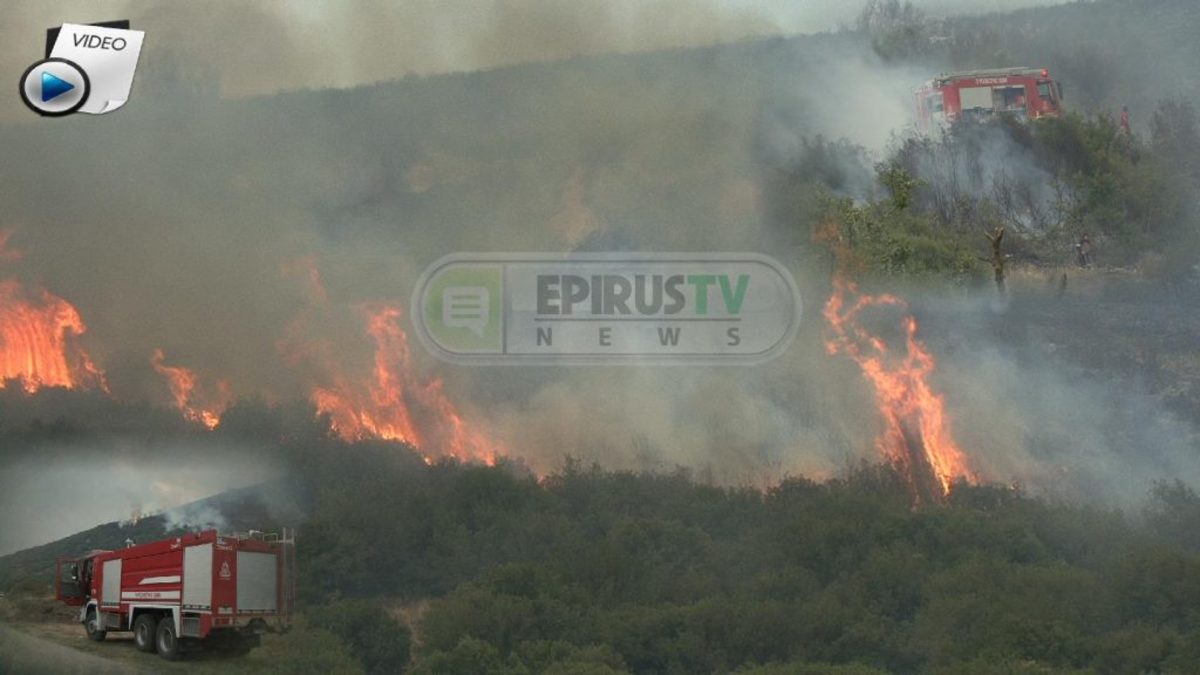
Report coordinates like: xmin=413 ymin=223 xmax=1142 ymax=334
xmin=2 ymin=1 xmax=1068 ymax=111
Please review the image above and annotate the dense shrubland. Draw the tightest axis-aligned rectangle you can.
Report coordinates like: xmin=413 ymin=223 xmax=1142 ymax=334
xmin=5 ymin=439 xmax=1200 ymax=673
xmin=773 ymin=102 xmax=1200 ymax=281
xmin=282 ymin=443 xmax=1200 ymax=674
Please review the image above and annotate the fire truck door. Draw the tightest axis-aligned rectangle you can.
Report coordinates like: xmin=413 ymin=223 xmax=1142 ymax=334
xmin=183 ymin=543 xmax=213 ymax=609
xmin=101 ymin=559 xmax=121 ymax=608
xmin=55 ymin=559 xmax=85 ymax=605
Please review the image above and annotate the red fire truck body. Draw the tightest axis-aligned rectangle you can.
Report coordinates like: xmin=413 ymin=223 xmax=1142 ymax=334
xmin=915 ymin=67 xmax=1064 ymax=133
xmin=55 ymin=529 xmax=295 ymax=660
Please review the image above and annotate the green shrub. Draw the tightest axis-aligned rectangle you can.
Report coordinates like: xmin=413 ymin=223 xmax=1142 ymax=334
xmin=258 ymin=624 xmax=365 ymax=675
xmin=309 ymin=598 xmax=413 ymax=674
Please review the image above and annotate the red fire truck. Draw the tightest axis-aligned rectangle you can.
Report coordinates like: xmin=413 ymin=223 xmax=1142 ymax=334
xmin=915 ymin=67 xmax=1064 ymax=133
xmin=55 ymin=529 xmax=295 ymax=660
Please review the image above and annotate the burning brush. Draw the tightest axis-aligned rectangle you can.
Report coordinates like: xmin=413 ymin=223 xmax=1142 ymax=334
xmin=0 ymin=231 xmax=106 ymax=393
xmin=824 ymin=278 xmax=975 ymax=502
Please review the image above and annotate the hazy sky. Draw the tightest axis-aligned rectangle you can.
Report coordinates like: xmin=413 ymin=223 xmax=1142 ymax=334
xmin=1 ymin=0 xmax=1068 ymax=112
xmin=0 ymin=447 xmax=275 ymax=555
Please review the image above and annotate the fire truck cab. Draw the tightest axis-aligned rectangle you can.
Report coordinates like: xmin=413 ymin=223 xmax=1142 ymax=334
xmin=55 ymin=528 xmax=295 ymax=660
xmin=915 ymin=67 xmax=1064 ymax=133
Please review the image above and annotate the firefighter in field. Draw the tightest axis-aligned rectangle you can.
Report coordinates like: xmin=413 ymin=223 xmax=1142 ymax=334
xmin=1116 ymin=105 xmax=1140 ymax=162
xmin=1075 ymin=233 xmax=1093 ymax=268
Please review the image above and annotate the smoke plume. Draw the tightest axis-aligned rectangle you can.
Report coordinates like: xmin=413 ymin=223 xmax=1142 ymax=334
xmin=1 ymin=0 xmax=1198 ymax=551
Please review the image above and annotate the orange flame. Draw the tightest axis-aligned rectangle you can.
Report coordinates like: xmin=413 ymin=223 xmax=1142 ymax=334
xmin=288 ymin=302 xmax=500 ymax=464
xmin=824 ymin=278 xmax=974 ymax=500
xmin=0 ymin=279 xmax=107 ymax=393
xmin=150 ymin=348 xmax=231 ymax=429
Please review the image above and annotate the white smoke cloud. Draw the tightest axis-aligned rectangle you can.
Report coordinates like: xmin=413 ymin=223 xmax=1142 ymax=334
xmin=0 ymin=0 xmax=1196 ymax=561
xmin=0 ymin=440 xmax=275 ymax=555
xmin=0 ymin=0 xmax=1073 ymax=124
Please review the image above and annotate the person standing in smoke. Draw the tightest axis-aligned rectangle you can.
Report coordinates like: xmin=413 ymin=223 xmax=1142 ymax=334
xmin=1076 ymin=233 xmax=1093 ymax=268
xmin=1117 ymin=106 xmax=1139 ymax=162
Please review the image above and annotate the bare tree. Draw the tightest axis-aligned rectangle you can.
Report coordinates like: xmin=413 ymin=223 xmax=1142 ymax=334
xmin=983 ymin=226 xmax=1009 ymax=293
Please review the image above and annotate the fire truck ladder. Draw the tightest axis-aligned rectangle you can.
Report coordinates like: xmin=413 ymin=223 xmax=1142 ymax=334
xmin=275 ymin=527 xmax=297 ymax=630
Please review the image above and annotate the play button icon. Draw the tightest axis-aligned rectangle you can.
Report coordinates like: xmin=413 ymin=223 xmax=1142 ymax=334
xmin=19 ymin=58 xmax=89 ymax=116
xmin=41 ymin=71 xmax=75 ymax=102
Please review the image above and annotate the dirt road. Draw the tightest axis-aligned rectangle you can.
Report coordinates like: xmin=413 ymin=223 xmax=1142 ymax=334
xmin=0 ymin=621 xmax=275 ymax=674
xmin=0 ymin=622 xmax=147 ymax=675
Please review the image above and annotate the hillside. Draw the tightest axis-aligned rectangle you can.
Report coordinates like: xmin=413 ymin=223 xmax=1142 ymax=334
xmin=10 ymin=443 xmax=1200 ymax=674
xmin=2 ymin=0 xmax=1200 ymax=673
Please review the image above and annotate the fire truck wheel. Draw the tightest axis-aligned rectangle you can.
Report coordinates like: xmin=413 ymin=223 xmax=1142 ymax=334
xmin=156 ymin=617 xmax=182 ymax=661
xmin=84 ymin=608 xmax=106 ymax=642
xmin=133 ymin=614 xmax=157 ymax=652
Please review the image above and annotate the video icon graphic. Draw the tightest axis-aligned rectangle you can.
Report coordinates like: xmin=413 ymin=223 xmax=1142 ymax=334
xmin=18 ymin=20 xmax=144 ymax=117
xmin=19 ymin=58 xmax=90 ymax=116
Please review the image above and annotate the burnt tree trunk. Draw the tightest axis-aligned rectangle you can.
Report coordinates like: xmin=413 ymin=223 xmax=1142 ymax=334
xmin=984 ymin=226 xmax=1008 ymax=293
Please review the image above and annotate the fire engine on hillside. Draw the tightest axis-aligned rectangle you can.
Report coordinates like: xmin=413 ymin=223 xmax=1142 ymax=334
xmin=55 ymin=529 xmax=295 ymax=660
xmin=915 ymin=67 xmax=1064 ymax=133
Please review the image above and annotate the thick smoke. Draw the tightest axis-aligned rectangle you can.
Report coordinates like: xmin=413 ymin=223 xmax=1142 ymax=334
xmin=896 ymin=122 xmax=1061 ymax=232
xmin=0 ymin=0 xmax=1071 ymax=123
xmin=1 ymin=0 xmax=1198 ymax=553
xmin=912 ymin=289 xmax=1200 ymax=505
